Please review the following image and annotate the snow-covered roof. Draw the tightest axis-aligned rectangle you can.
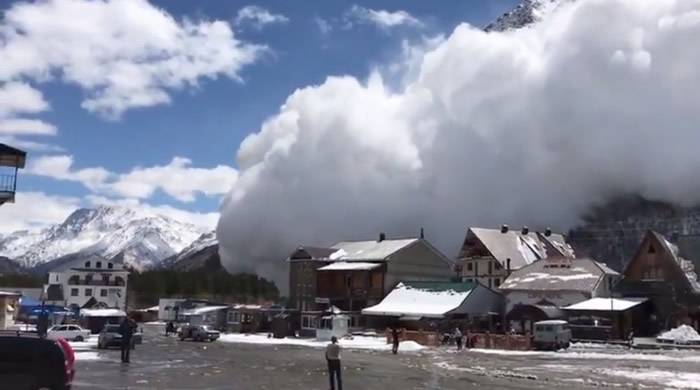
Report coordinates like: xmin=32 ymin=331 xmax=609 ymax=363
xmin=331 ymin=239 xmax=418 ymax=261
xmin=655 ymin=233 xmax=700 ymax=294
xmin=0 ymin=291 xmax=21 ymax=297
xmin=317 ymin=262 xmax=381 ymax=271
xmin=137 ymin=305 xmax=159 ymax=312
xmin=563 ymin=297 xmax=647 ymax=312
xmin=181 ymin=305 xmax=229 ymax=316
xmin=80 ymin=308 xmax=126 ymax=317
xmin=500 ymin=258 xmax=609 ymax=293
xmin=467 ymin=228 xmax=545 ymax=270
xmin=362 ymin=282 xmax=474 ymax=318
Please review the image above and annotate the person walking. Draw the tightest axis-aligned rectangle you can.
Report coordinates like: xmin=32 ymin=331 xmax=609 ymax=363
xmin=454 ymin=327 xmax=463 ymax=351
xmin=325 ymin=336 xmax=342 ymax=390
xmin=118 ymin=317 xmax=135 ymax=363
xmin=391 ymin=327 xmax=400 ymax=355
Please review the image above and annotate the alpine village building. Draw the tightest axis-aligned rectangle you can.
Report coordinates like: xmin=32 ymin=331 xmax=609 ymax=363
xmin=287 ymin=233 xmax=454 ymax=335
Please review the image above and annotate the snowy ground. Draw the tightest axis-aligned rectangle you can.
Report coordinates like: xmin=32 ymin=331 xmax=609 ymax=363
xmin=66 ymin=324 xmax=700 ymax=389
xmin=219 ymin=332 xmax=424 ymax=352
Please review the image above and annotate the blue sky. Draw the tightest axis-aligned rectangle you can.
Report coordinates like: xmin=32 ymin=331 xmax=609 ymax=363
xmin=0 ymin=0 xmax=519 ymax=232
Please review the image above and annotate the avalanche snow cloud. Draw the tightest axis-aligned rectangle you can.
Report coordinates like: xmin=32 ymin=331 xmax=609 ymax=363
xmin=218 ymin=0 xmax=700 ymax=290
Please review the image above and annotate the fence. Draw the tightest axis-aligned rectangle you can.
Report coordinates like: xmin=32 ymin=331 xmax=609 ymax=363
xmin=385 ymin=328 xmax=441 ymax=347
xmin=467 ymin=332 xmax=532 ymax=350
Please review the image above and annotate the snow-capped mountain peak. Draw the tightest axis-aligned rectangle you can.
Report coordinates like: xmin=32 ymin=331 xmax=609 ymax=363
xmin=174 ymin=231 xmax=218 ymax=263
xmin=485 ymin=0 xmax=564 ymax=32
xmin=0 ymin=205 xmax=208 ymax=270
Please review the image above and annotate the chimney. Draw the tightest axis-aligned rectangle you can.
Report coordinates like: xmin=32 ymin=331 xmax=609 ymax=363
xmin=420 ymin=228 xmax=425 ymax=239
xmin=378 ymin=232 xmax=386 ymax=242
xmin=506 ymin=258 xmax=511 ymax=274
xmin=501 ymin=224 xmax=509 ymax=234
xmin=521 ymin=226 xmax=529 ymax=235
xmin=544 ymin=227 xmax=552 ymax=237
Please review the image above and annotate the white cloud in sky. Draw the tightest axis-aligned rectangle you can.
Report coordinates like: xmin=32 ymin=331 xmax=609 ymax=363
xmin=345 ymin=5 xmax=424 ymax=30
xmin=314 ymin=16 xmax=332 ymax=36
xmin=0 ymin=0 xmax=265 ymax=119
xmin=0 ymin=192 xmax=80 ymax=233
xmin=0 ymin=82 xmax=57 ymax=138
xmin=110 ymin=157 xmax=238 ymax=202
xmin=235 ymin=5 xmax=289 ymax=30
xmin=0 ymin=119 xmax=56 ymax=136
xmin=217 ymin=0 xmax=700 ymax=290
xmin=27 ymin=155 xmax=238 ymax=203
xmin=0 ymin=136 xmax=64 ymax=152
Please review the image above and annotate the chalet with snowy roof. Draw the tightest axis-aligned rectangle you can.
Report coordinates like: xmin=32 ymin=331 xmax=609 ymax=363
xmin=455 ymin=225 xmax=575 ymax=289
xmin=362 ymin=281 xmax=503 ymax=330
xmin=500 ymin=257 xmax=618 ymax=334
xmin=617 ymin=231 xmax=700 ymax=333
xmin=287 ymin=233 xmax=454 ymax=335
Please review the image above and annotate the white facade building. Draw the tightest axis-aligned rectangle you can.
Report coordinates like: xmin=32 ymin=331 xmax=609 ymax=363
xmin=45 ymin=256 xmax=129 ymax=310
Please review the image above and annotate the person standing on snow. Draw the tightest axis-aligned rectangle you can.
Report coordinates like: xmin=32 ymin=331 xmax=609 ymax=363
xmin=325 ymin=336 xmax=342 ymax=390
xmin=118 ymin=317 xmax=136 ymax=363
xmin=391 ymin=327 xmax=401 ymax=354
xmin=454 ymin=327 xmax=463 ymax=351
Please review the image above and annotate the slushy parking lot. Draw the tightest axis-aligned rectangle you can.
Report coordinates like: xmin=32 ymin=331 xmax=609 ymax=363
xmin=66 ymin=324 xmax=700 ymax=389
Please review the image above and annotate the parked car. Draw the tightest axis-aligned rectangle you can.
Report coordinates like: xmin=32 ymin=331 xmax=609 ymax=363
xmin=97 ymin=324 xmax=143 ymax=349
xmin=47 ymin=324 xmax=91 ymax=342
xmin=178 ymin=324 xmax=220 ymax=342
xmin=0 ymin=332 xmax=75 ymax=390
xmin=533 ymin=320 xmax=572 ymax=350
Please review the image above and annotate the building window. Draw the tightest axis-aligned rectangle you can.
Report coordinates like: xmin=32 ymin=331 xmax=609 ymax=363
xmin=467 ymin=262 xmax=473 ymax=271
xmin=103 ymin=276 xmax=110 ymax=285
xmin=71 ymin=288 xmax=79 ymax=297
xmin=96 ymin=261 xmax=102 ymax=269
xmin=488 ymin=279 xmax=492 ymax=288
xmin=55 ymin=275 xmax=59 ymax=282
xmin=648 ymin=245 xmax=656 ymax=254
xmin=85 ymin=274 xmax=93 ymax=284
xmin=488 ymin=261 xmax=493 ymax=274
xmin=100 ymin=289 xmax=108 ymax=297
xmin=495 ymin=278 xmax=501 ymax=287
xmin=85 ymin=261 xmax=91 ymax=268
xmin=85 ymin=288 xmax=92 ymax=297
xmin=108 ymin=263 xmax=113 ymax=269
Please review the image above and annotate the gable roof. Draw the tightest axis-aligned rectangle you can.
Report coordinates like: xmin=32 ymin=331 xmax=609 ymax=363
xmin=0 ymin=143 xmax=26 ymax=168
xmin=288 ymin=246 xmax=337 ymax=261
xmin=362 ymin=281 xmax=477 ymax=318
xmin=650 ymin=231 xmax=700 ymax=294
xmin=330 ymin=238 xmax=419 ymax=261
xmin=500 ymin=257 xmax=615 ymax=293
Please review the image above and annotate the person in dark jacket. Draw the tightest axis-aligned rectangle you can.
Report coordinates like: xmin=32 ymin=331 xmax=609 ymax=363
xmin=325 ymin=336 xmax=342 ymax=390
xmin=118 ymin=317 xmax=135 ymax=363
xmin=391 ymin=327 xmax=400 ymax=354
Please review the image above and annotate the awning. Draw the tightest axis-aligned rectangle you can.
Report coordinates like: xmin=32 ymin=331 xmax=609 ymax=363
xmin=318 ymin=262 xmax=381 ymax=271
xmin=563 ymin=297 xmax=648 ymax=312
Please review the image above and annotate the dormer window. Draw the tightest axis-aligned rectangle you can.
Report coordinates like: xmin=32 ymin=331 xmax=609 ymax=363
xmin=96 ymin=261 xmax=102 ymax=269
xmin=648 ymin=245 xmax=656 ymax=254
xmin=108 ymin=263 xmax=113 ymax=269
xmin=85 ymin=261 xmax=91 ymax=268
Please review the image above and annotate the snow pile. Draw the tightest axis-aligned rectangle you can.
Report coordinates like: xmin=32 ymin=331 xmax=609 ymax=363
xmin=467 ymin=348 xmax=700 ymax=363
xmin=657 ymin=325 xmax=700 ymax=344
xmin=600 ymin=368 xmax=700 ymax=389
xmin=219 ymin=333 xmax=425 ymax=352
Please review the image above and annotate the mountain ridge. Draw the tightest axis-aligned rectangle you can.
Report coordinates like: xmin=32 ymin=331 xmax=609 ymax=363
xmin=0 ymin=205 xmax=211 ymax=271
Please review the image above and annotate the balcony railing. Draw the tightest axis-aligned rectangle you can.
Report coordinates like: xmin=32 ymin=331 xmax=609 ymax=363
xmin=67 ymin=279 xmax=125 ymax=287
xmin=0 ymin=173 xmax=16 ymax=193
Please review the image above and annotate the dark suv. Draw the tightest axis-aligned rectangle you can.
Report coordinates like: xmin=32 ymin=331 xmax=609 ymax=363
xmin=0 ymin=332 xmax=74 ymax=390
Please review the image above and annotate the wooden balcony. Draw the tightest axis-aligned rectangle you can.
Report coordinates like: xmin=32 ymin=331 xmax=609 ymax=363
xmin=0 ymin=144 xmax=26 ymax=206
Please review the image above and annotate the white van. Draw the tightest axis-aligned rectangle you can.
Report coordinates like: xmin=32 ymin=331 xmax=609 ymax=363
xmin=533 ymin=320 xmax=571 ymax=350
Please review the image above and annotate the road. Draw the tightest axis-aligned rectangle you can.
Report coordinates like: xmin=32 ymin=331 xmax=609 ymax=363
xmin=70 ymin=325 xmax=700 ymax=389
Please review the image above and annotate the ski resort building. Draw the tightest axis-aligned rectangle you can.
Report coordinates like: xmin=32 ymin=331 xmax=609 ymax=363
xmin=287 ymin=233 xmax=455 ymax=335
xmin=455 ymin=226 xmax=575 ymax=289
xmin=44 ymin=256 xmax=129 ymax=311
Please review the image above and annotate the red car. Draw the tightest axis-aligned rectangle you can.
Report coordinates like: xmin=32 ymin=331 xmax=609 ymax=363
xmin=0 ymin=332 xmax=75 ymax=390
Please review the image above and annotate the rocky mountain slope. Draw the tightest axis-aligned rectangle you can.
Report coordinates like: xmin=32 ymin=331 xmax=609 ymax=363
xmin=0 ymin=205 xmax=208 ymax=271
xmin=162 ymin=231 xmax=221 ymax=272
xmin=0 ymin=256 xmax=25 ymax=275
xmin=485 ymin=0 xmax=564 ymax=31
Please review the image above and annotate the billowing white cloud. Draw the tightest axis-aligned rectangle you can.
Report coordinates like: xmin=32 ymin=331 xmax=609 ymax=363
xmin=110 ymin=157 xmax=238 ymax=202
xmin=0 ymin=192 xmax=80 ymax=233
xmin=27 ymin=155 xmax=112 ymax=190
xmin=0 ymin=0 xmax=264 ymax=118
xmin=345 ymin=5 xmax=423 ymax=30
xmin=218 ymin=0 xmax=700 ymax=290
xmin=235 ymin=5 xmax=289 ymax=30
xmin=0 ymin=81 xmax=56 ymax=139
xmin=26 ymin=155 xmax=238 ymax=203
xmin=0 ymin=119 xmax=56 ymax=136
xmin=314 ymin=16 xmax=332 ymax=36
